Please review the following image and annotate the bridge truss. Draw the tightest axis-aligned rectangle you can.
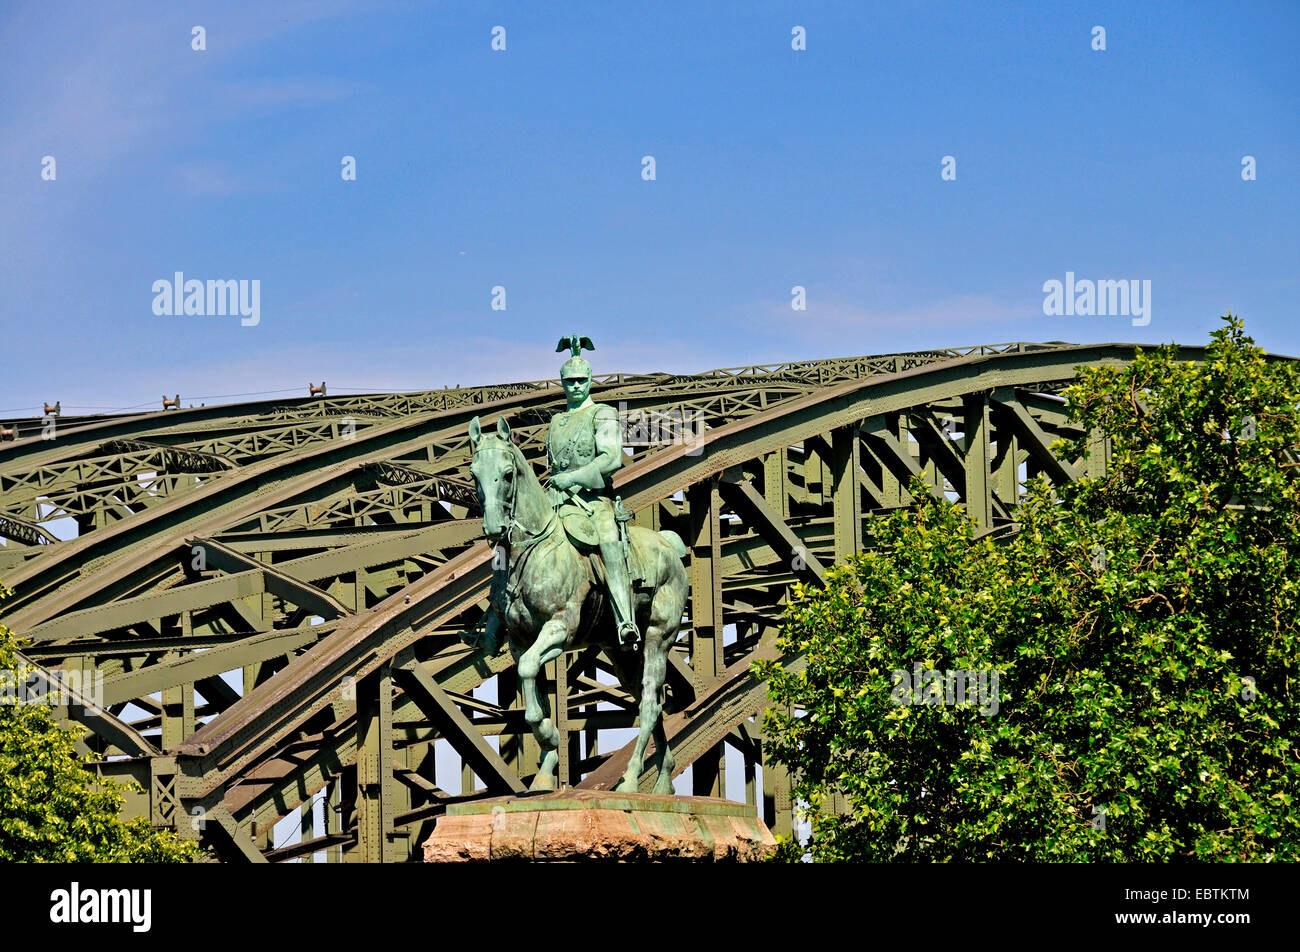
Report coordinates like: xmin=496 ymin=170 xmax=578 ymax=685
xmin=0 ymin=340 xmax=1199 ymax=862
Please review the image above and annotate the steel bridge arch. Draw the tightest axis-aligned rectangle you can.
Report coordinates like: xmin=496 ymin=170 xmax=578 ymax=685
xmin=0 ymin=341 xmax=1205 ymax=861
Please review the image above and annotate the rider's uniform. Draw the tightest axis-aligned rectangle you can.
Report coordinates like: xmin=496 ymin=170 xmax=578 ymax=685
xmin=546 ymin=400 xmax=640 ymax=650
xmin=546 ymin=402 xmax=620 ymax=533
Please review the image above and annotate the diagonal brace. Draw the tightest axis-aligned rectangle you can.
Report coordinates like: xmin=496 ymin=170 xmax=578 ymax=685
xmin=392 ymin=649 xmax=525 ymax=794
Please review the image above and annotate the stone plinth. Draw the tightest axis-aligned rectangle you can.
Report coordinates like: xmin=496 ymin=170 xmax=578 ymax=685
xmin=422 ymin=789 xmax=776 ymax=862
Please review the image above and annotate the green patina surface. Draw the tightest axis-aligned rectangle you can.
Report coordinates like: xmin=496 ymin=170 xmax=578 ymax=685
xmin=466 ymin=336 xmax=691 ymax=796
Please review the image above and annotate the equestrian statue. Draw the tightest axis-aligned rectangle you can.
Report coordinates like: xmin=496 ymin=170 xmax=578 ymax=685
xmin=463 ymin=335 xmax=690 ymax=794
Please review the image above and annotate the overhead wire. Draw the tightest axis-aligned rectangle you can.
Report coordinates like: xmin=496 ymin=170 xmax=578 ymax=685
xmin=0 ymin=381 xmax=500 ymax=418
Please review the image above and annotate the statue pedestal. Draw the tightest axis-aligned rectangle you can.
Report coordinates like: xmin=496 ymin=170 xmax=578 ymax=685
xmin=422 ymin=789 xmax=776 ymax=862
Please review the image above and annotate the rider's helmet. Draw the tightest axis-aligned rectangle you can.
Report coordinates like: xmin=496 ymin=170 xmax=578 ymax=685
xmin=560 ymin=355 xmax=592 ymax=380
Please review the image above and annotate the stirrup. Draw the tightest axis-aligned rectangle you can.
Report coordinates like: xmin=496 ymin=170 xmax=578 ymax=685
xmin=617 ymin=622 xmax=640 ymax=652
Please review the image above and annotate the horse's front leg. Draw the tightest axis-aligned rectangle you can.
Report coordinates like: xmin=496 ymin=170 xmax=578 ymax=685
xmin=518 ymin=618 xmax=570 ymax=791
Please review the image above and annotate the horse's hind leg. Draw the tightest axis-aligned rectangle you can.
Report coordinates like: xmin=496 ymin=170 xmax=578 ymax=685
xmin=651 ymin=715 xmax=676 ymax=796
xmin=615 ymin=622 xmax=670 ymax=794
xmin=519 ymin=618 xmax=569 ymax=791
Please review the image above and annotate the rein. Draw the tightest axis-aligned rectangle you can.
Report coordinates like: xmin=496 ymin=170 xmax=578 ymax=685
xmin=497 ymin=445 xmax=556 ymax=549
xmin=488 ymin=443 xmax=557 ymax=622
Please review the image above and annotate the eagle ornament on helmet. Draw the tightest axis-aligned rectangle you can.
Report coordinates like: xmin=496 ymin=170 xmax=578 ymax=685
xmin=557 ymin=333 xmax=594 ymax=379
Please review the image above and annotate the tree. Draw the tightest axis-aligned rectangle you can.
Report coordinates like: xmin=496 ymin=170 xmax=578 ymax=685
xmin=755 ymin=316 xmax=1300 ymax=861
xmin=0 ymin=588 xmax=199 ymax=862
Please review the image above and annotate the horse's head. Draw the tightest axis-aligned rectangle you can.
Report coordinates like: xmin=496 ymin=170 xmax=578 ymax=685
xmin=468 ymin=415 xmax=519 ymax=542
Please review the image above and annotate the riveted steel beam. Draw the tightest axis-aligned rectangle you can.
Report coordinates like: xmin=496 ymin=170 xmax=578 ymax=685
xmin=4 ymin=341 xmax=1240 ymax=857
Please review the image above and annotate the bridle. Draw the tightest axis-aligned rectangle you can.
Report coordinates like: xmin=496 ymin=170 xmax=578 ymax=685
xmin=479 ymin=440 xmax=556 ymax=624
xmin=482 ymin=439 xmax=554 ymax=550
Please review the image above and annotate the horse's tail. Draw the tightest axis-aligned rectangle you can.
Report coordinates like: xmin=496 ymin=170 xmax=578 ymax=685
xmin=658 ymin=529 xmax=687 ymax=559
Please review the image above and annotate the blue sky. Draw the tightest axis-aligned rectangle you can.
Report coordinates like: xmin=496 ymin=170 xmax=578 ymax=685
xmin=1 ymin=0 xmax=1296 ymax=414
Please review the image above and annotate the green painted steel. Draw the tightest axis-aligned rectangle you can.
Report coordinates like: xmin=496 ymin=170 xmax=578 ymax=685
xmin=0 ymin=340 xmax=1231 ymax=862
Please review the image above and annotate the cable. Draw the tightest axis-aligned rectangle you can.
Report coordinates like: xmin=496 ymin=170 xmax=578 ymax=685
xmin=271 ymin=788 xmax=329 ymax=854
xmin=332 ymin=386 xmax=417 ymax=393
xmin=182 ymin=387 xmax=305 ymax=400
xmin=2 ymin=382 xmax=495 ymax=417
xmin=1 ymin=387 xmax=316 ymax=416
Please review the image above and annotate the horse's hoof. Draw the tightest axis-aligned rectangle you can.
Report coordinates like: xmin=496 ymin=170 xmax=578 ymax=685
xmin=613 ymin=777 xmax=638 ymax=794
xmin=529 ymin=775 xmax=557 ymax=793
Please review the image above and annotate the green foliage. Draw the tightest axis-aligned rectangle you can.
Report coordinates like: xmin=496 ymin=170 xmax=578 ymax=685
xmin=755 ymin=316 xmax=1300 ymax=861
xmin=0 ymin=588 xmax=198 ymax=862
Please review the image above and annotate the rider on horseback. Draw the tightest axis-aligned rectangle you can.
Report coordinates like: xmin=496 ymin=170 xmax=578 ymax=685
xmin=462 ymin=346 xmax=690 ymax=793
xmin=545 ymin=335 xmax=641 ymax=653
xmin=473 ymin=335 xmax=642 ymax=656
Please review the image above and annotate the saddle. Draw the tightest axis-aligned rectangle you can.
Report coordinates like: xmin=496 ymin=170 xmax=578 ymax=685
xmin=555 ymin=500 xmax=649 ymax=586
xmin=581 ymin=546 xmax=647 ymax=587
xmin=557 ymin=501 xmax=602 ymax=547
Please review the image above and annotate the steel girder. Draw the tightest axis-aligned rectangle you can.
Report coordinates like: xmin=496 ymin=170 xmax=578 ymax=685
xmin=0 ymin=341 xmax=1195 ymax=861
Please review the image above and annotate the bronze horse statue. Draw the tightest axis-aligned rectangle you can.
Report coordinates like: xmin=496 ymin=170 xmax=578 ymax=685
xmin=466 ymin=415 xmax=689 ymax=794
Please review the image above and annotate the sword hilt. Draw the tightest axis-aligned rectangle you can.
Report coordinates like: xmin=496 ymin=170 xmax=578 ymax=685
xmin=614 ymin=495 xmax=632 ymax=523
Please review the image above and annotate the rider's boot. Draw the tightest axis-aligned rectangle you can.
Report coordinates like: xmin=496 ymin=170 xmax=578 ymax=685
xmin=600 ymin=540 xmax=640 ymax=652
xmin=472 ymin=557 xmax=509 ymax=654
xmin=475 ymin=604 xmax=502 ymax=655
